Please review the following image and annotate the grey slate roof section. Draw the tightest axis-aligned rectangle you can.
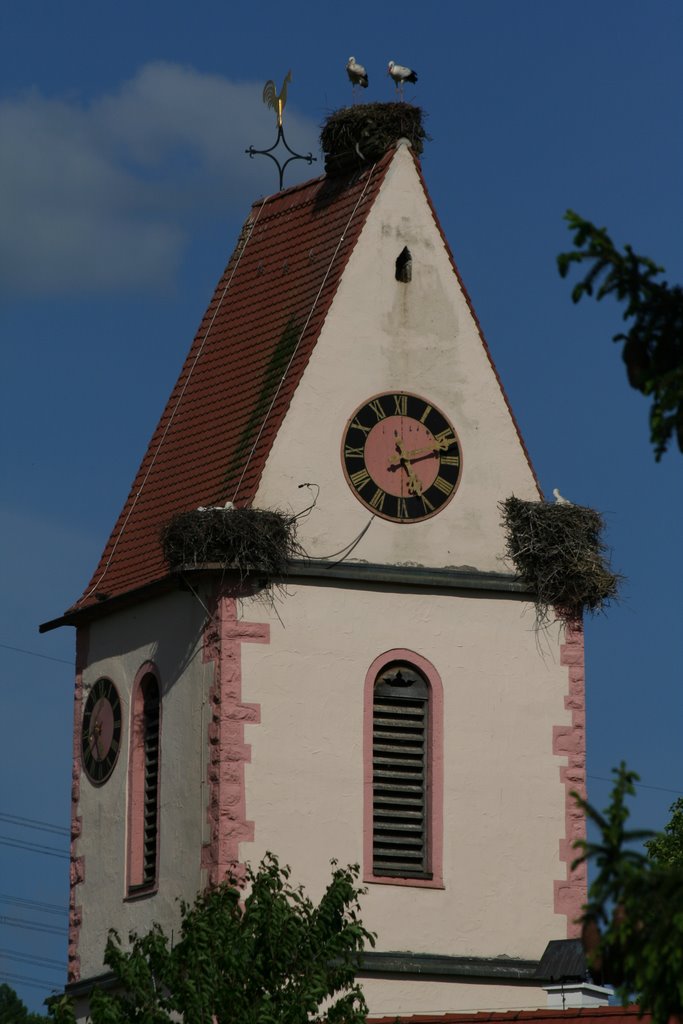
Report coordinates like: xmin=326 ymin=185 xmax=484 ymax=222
xmin=535 ymin=939 xmax=588 ymax=982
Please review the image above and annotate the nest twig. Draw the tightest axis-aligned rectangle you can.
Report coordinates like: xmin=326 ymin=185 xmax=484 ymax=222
xmin=320 ymin=103 xmax=427 ymax=175
xmin=499 ymin=496 xmax=622 ymax=627
xmin=160 ymin=507 xmax=304 ymax=587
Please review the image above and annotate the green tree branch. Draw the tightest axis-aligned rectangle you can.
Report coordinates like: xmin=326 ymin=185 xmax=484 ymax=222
xmin=572 ymin=765 xmax=683 ymax=1023
xmin=558 ymin=211 xmax=683 ymax=459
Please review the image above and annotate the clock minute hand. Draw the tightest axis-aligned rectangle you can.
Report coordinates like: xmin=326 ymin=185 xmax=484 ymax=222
xmin=389 ymin=439 xmax=449 ymax=465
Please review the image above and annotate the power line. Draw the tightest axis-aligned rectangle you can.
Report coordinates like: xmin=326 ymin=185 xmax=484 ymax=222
xmin=0 ymin=915 xmax=67 ymax=937
xmin=0 ymin=969 xmax=59 ymax=991
xmin=0 ymin=947 xmax=64 ymax=970
xmin=0 ymin=812 xmax=70 ymax=838
xmin=0 ymin=640 xmax=72 ymax=666
xmin=0 ymin=836 xmax=69 ymax=860
xmin=0 ymin=895 xmax=68 ymax=918
xmin=588 ymin=773 xmax=683 ymax=798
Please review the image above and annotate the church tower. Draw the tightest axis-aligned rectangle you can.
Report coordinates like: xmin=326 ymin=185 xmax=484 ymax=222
xmin=44 ymin=107 xmax=588 ymax=1018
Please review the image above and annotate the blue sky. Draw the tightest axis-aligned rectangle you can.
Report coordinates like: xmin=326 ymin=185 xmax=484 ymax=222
xmin=2 ymin=0 xmax=682 ymax=1012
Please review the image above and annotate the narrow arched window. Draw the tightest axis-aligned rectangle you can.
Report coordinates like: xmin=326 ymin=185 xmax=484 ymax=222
xmin=373 ymin=664 xmax=429 ymax=877
xmin=127 ymin=669 xmax=161 ymax=894
xmin=364 ymin=651 xmax=443 ymax=887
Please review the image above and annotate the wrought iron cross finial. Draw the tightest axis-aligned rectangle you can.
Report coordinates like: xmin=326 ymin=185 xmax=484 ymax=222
xmin=246 ymin=69 xmax=316 ymax=191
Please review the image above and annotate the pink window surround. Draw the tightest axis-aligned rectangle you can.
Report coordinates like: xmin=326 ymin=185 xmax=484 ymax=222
xmin=363 ymin=649 xmax=444 ymax=888
xmin=553 ymin=621 xmax=588 ymax=936
xmin=126 ymin=662 xmax=162 ymax=897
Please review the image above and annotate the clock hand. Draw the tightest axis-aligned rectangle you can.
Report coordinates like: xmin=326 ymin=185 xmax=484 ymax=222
xmin=393 ymin=438 xmax=423 ymax=496
xmin=403 ymin=461 xmax=423 ymax=497
xmin=91 ymin=721 xmax=103 ymax=760
xmin=388 ymin=439 xmax=452 ymax=464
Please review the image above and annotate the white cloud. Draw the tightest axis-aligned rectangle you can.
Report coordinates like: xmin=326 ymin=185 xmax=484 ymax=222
xmin=0 ymin=63 xmax=319 ymax=296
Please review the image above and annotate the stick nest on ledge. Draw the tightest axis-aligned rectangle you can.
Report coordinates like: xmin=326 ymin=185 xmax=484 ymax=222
xmin=160 ymin=507 xmax=304 ymax=584
xmin=320 ymin=103 xmax=427 ymax=175
xmin=499 ymin=496 xmax=622 ymax=626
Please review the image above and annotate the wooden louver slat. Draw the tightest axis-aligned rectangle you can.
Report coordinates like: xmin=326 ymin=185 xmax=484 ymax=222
xmin=373 ymin=666 xmax=429 ymax=878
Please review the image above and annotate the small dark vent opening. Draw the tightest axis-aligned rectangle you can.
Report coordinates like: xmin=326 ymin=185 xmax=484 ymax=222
xmin=395 ymin=247 xmax=412 ymax=283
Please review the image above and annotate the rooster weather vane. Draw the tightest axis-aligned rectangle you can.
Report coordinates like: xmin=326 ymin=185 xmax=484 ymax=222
xmin=246 ymin=70 xmax=316 ymax=191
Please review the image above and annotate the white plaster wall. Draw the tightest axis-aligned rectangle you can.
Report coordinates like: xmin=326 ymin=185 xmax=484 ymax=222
xmin=75 ymin=590 xmax=211 ymax=980
xmin=360 ymin=978 xmax=549 ymax=1016
xmin=254 ymin=143 xmax=540 ymax=570
xmin=239 ymin=581 xmax=571 ymax=982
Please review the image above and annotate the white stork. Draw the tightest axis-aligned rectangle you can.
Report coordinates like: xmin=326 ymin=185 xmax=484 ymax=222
xmin=387 ymin=60 xmax=418 ymax=99
xmin=552 ymin=488 xmax=572 ymax=505
xmin=346 ymin=56 xmax=369 ymax=97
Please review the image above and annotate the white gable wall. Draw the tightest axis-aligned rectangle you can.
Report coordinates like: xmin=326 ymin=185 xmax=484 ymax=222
xmin=254 ymin=142 xmax=540 ymax=567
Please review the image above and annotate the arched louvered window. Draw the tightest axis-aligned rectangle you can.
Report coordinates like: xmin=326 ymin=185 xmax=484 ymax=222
xmin=373 ymin=665 xmax=429 ymax=877
xmin=127 ymin=667 xmax=161 ymax=894
xmin=364 ymin=651 xmax=443 ymax=887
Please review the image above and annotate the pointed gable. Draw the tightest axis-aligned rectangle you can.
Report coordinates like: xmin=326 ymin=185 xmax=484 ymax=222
xmin=72 ymin=153 xmax=395 ymax=612
xmin=252 ymin=142 xmax=541 ymax=572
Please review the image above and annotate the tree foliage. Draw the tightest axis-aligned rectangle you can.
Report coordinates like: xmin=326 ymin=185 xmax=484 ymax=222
xmin=558 ymin=211 xmax=683 ymax=460
xmin=646 ymin=796 xmax=683 ymax=868
xmin=0 ymin=984 xmax=49 ymax=1023
xmin=572 ymin=765 xmax=683 ymax=1023
xmin=48 ymin=854 xmax=375 ymax=1024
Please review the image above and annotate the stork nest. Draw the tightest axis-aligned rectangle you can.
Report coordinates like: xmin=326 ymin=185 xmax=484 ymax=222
xmin=499 ymin=496 xmax=622 ymax=626
xmin=320 ymin=103 xmax=427 ymax=175
xmin=160 ymin=507 xmax=303 ymax=584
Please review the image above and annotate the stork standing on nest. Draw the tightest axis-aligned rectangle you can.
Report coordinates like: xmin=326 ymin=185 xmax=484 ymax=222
xmin=263 ymin=70 xmax=292 ymax=127
xmin=552 ymin=488 xmax=572 ymax=505
xmin=388 ymin=60 xmax=418 ymax=100
xmin=346 ymin=56 xmax=368 ymax=100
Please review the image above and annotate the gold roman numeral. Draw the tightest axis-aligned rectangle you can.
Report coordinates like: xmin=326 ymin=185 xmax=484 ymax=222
xmin=421 ymin=494 xmax=435 ymax=513
xmin=351 ymin=418 xmax=371 ymax=436
xmin=369 ymin=398 xmax=386 ymax=421
xmin=393 ymin=394 xmax=408 ymax=416
xmin=419 ymin=404 xmax=433 ymax=424
xmin=397 ymin=497 xmax=409 ymax=519
xmin=350 ymin=468 xmax=371 ymax=492
xmin=344 ymin=445 xmax=364 ymax=459
xmin=433 ymin=475 xmax=454 ymax=496
xmin=434 ymin=428 xmax=455 ymax=447
xmin=440 ymin=454 xmax=460 ymax=466
xmin=370 ymin=487 xmax=386 ymax=511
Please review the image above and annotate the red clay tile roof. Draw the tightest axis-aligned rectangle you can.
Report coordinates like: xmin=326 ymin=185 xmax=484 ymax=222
xmin=71 ymin=151 xmax=395 ymax=612
xmin=369 ymin=1009 xmax=645 ymax=1024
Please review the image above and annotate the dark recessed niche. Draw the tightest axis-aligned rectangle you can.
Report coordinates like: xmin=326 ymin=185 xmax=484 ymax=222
xmin=395 ymin=247 xmax=412 ymax=283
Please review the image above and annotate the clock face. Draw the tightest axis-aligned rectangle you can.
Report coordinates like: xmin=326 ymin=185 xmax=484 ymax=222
xmin=81 ymin=677 xmax=122 ymax=785
xmin=341 ymin=392 xmax=462 ymax=522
